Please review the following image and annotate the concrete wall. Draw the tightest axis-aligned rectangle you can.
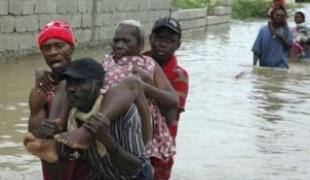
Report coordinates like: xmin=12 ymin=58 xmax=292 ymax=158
xmin=171 ymin=0 xmax=232 ymax=37
xmin=0 ymin=0 xmax=231 ymax=57
xmin=208 ymin=0 xmax=231 ymax=27
xmin=171 ymin=8 xmax=208 ymax=36
xmin=0 ymin=0 xmax=170 ymax=56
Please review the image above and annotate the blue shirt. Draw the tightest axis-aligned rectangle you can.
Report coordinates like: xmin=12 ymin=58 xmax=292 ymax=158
xmin=252 ymin=24 xmax=293 ymax=68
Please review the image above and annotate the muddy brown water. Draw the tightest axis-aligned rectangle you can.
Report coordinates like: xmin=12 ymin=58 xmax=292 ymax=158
xmin=1 ymin=19 xmax=310 ymax=179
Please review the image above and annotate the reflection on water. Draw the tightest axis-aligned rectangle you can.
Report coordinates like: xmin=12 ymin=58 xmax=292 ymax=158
xmin=1 ymin=21 xmax=310 ymax=179
xmin=172 ymin=20 xmax=310 ymax=180
xmin=252 ymin=68 xmax=289 ymax=122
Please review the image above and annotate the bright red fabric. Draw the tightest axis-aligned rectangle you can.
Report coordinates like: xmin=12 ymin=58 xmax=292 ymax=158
xmin=43 ymin=94 xmax=90 ymax=180
xmin=161 ymin=55 xmax=189 ymax=112
xmin=144 ymin=52 xmax=189 ymax=179
xmin=151 ymin=157 xmax=174 ymax=180
xmin=38 ymin=20 xmax=75 ymax=48
xmin=42 ymin=158 xmax=90 ymax=180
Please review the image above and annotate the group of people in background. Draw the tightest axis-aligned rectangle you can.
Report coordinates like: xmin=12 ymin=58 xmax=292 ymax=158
xmin=252 ymin=0 xmax=310 ymax=69
xmin=23 ymin=17 xmax=189 ymax=180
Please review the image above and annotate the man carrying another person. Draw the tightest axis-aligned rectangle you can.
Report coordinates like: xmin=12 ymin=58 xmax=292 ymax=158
xmin=26 ymin=58 xmax=154 ymax=179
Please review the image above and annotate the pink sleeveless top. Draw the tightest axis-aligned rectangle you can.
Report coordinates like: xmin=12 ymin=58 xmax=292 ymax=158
xmin=101 ymin=55 xmax=176 ymax=161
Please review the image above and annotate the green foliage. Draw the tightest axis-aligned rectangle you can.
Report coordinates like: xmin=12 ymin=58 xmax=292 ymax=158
xmin=172 ymin=0 xmax=220 ymax=15
xmin=232 ymin=0 xmax=271 ymax=20
xmin=173 ymin=0 xmax=304 ymax=19
xmin=286 ymin=2 xmax=303 ymax=9
xmin=207 ymin=0 xmax=221 ymax=15
xmin=232 ymin=0 xmax=303 ymax=20
xmin=296 ymin=0 xmax=310 ymax=2
xmin=173 ymin=0 xmax=209 ymax=9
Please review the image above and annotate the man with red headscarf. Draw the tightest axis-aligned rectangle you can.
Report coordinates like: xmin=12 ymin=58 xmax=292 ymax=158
xmin=252 ymin=6 xmax=292 ymax=69
xmin=269 ymin=0 xmax=286 ymax=16
xmin=25 ymin=20 xmax=91 ymax=180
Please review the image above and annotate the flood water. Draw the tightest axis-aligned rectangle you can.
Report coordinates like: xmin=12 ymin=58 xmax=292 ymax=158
xmin=1 ymin=20 xmax=310 ymax=179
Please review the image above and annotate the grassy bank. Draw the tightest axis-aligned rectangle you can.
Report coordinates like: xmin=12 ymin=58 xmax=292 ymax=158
xmin=173 ymin=0 xmax=303 ymax=19
xmin=172 ymin=0 xmax=219 ymax=14
xmin=232 ymin=0 xmax=270 ymax=19
xmin=232 ymin=0 xmax=303 ymax=19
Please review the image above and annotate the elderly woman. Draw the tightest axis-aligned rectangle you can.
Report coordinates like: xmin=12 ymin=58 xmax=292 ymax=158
xmin=100 ymin=20 xmax=179 ymax=162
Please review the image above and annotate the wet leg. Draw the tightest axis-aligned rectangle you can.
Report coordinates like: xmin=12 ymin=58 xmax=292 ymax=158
xmin=54 ymin=126 xmax=92 ymax=149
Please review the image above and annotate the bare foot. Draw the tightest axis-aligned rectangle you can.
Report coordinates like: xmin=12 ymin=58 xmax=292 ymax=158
xmin=24 ymin=133 xmax=59 ymax=163
xmin=54 ymin=127 xmax=92 ymax=149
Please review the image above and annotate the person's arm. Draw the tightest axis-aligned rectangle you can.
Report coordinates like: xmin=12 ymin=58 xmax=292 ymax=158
xmin=27 ymin=84 xmax=68 ymax=180
xmin=275 ymin=33 xmax=291 ymax=51
xmin=27 ymin=81 xmax=69 ymax=140
xmin=270 ymin=23 xmax=291 ymax=51
xmin=168 ymin=68 xmax=189 ymax=126
xmin=106 ymin=136 xmax=145 ymax=175
xmin=144 ymin=62 xmax=179 ymax=109
xmin=161 ymin=109 xmax=178 ymax=126
xmin=48 ymin=81 xmax=69 ymax=129
xmin=252 ymin=26 xmax=264 ymax=66
xmin=101 ymin=127 xmax=144 ymax=176
xmin=133 ymin=62 xmax=179 ymax=124
xmin=253 ymin=53 xmax=259 ymax=65
xmin=27 ymin=88 xmax=47 ymax=137
xmin=26 ymin=87 xmax=63 ymax=180
xmin=86 ymin=113 xmax=145 ymax=176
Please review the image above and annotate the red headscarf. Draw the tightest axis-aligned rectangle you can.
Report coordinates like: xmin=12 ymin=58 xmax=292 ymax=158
xmin=37 ymin=20 xmax=75 ymax=48
xmin=270 ymin=4 xmax=287 ymax=19
xmin=271 ymin=0 xmax=285 ymax=8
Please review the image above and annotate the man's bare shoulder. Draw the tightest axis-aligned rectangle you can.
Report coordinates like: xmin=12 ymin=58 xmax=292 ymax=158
xmin=29 ymin=87 xmax=48 ymax=107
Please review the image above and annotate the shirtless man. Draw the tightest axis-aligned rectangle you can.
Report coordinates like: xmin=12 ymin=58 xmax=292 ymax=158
xmin=25 ymin=20 xmax=91 ymax=180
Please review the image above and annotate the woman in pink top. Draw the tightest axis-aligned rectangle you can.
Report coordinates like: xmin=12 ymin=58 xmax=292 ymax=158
xmin=101 ymin=20 xmax=179 ymax=162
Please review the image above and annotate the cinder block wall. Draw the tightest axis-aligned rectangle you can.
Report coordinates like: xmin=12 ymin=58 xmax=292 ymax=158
xmin=170 ymin=8 xmax=208 ymax=38
xmin=0 ymin=0 xmax=170 ymax=56
xmin=171 ymin=8 xmax=207 ymax=31
xmin=209 ymin=0 xmax=231 ymax=26
xmin=0 ymin=0 xmax=232 ymax=57
xmin=171 ymin=0 xmax=232 ymax=36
